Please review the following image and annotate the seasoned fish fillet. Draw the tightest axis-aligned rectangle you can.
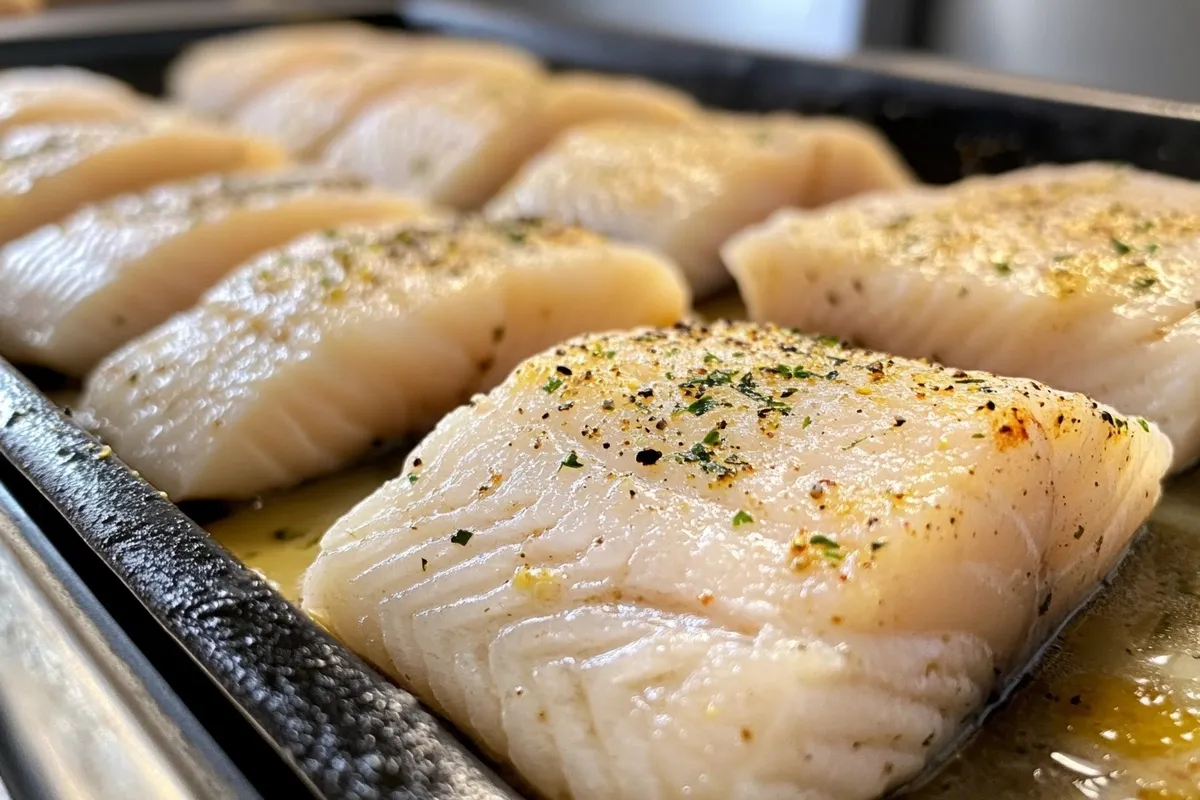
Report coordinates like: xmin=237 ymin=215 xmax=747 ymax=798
xmin=81 ymin=217 xmax=688 ymax=500
xmin=234 ymin=41 xmax=543 ymax=158
xmin=322 ymin=70 xmax=693 ymax=210
xmin=166 ymin=23 xmax=384 ymax=119
xmin=302 ymin=321 xmax=1170 ymax=800
xmin=486 ymin=116 xmax=910 ymax=298
xmin=0 ymin=68 xmax=145 ymax=132
xmin=725 ymin=163 xmax=1200 ymax=472
xmin=0 ymin=169 xmax=426 ymax=376
xmin=0 ymin=117 xmax=285 ymax=244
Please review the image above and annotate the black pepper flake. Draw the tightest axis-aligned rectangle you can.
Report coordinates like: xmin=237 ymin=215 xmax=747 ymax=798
xmin=893 ymin=417 xmax=906 ymax=427
xmin=1073 ymin=525 xmax=1084 ymax=540
xmin=556 ymin=365 xmax=573 ymax=376
xmin=1037 ymin=592 xmax=1052 ymax=616
xmin=450 ymin=529 xmax=474 ymax=546
xmin=421 ymin=557 xmax=428 ymax=572
xmin=636 ymin=448 xmax=663 ymax=466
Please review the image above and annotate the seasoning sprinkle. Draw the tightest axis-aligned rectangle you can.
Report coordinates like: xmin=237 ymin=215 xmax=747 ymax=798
xmin=732 ymin=510 xmax=754 ymax=527
xmin=450 ymin=529 xmax=474 ymax=546
xmin=542 ymin=376 xmax=563 ymax=393
xmin=560 ymin=451 xmax=584 ymax=470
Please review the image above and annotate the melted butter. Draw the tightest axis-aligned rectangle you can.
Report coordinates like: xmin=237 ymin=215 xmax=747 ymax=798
xmin=206 ymin=459 xmax=402 ymax=602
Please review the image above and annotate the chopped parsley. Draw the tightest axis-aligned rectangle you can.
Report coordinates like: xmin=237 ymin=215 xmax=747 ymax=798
xmin=679 ymin=370 xmax=733 ymax=390
xmin=808 ymin=534 xmax=844 ymax=562
xmin=687 ymin=394 xmax=718 ymax=415
xmin=408 ymin=474 xmax=419 ymax=484
xmin=704 ymin=352 xmax=722 ymax=364
xmin=732 ymin=510 xmax=754 ymax=527
xmin=450 ymin=529 xmax=474 ymax=546
xmin=1138 ymin=418 xmax=1150 ymax=432
xmin=817 ymin=335 xmax=841 ymax=347
xmin=560 ymin=451 xmax=584 ymax=469
xmin=992 ymin=260 xmax=1012 ymax=275
xmin=971 ymin=433 xmax=986 ymax=438
xmin=542 ymin=376 xmax=563 ymax=393
xmin=1146 ymin=243 xmax=1160 ymax=254
xmin=1132 ymin=276 xmax=1157 ymax=291
xmin=801 ymin=416 xmax=812 ymax=429
xmin=703 ymin=428 xmax=721 ymax=445
xmin=1110 ymin=237 xmax=1132 ymax=255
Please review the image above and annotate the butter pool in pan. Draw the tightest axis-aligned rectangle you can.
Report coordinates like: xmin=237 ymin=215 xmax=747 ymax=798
xmin=199 ymin=295 xmax=1200 ymax=799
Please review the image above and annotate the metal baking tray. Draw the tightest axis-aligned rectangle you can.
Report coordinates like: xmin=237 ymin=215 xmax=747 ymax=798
xmin=3 ymin=3 xmax=1200 ymax=798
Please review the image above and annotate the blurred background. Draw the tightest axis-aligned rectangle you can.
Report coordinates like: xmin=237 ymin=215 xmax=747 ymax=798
xmin=2 ymin=0 xmax=1196 ymax=103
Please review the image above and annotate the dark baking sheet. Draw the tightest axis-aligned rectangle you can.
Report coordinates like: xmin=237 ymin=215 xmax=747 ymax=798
xmin=3 ymin=5 xmax=1200 ymax=798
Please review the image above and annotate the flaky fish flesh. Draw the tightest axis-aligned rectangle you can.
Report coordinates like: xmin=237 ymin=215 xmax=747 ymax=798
xmin=303 ymin=321 xmax=1170 ymax=800
xmin=486 ymin=115 xmax=911 ymax=297
xmin=82 ymin=217 xmax=688 ymax=500
xmin=234 ymin=40 xmax=544 ymax=158
xmin=322 ymin=70 xmax=696 ymax=210
xmin=166 ymin=23 xmax=384 ymax=119
xmin=0 ymin=169 xmax=426 ymax=375
xmin=0 ymin=67 xmax=145 ymax=133
xmin=0 ymin=117 xmax=285 ymax=244
xmin=725 ymin=163 xmax=1200 ymax=471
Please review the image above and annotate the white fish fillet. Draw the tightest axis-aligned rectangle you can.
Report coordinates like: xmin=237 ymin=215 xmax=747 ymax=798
xmin=234 ymin=40 xmax=544 ymax=158
xmin=0 ymin=117 xmax=285 ymax=245
xmin=302 ymin=321 xmax=1171 ymax=800
xmin=724 ymin=163 xmax=1200 ymax=472
xmin=322 ymin=71 xmax=695 ymax=210
xmin=81 ymin=217 xmax=689 ymax=500
xmin=166 ymin=23 xmax=385 ymax=119
xmin=0 ymin=169 xmax=426 ymax=376
xmin=0 ymin=67 xmax=145 ymax=133
xmin=486 ymin=115 xmax=911 ymax=298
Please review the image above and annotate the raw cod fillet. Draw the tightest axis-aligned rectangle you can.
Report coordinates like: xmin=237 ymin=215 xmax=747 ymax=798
xmin=0 ymin=117 xmax=286 ymax=244
xmin=234 ymin=40 xmax=544 ymax=158
xmin=724 ymin=163 xmax=1200 ymax=472
xmin=166 ymin=23 xmax=385 ymax=119
xmin=0 ymin=169 xmax=427 ymax=376
xmin=81 ymin=217 xmax=689 ymax=500
xmin=485 ymin=115 xmax=911 ymax=298
xmin=322 ymin=71 xmax=696 ymax=210
xmin=0 ymin=67 xmax=146 ymax=133
xmin=302 ymin=321 xmax=1171 ymax=800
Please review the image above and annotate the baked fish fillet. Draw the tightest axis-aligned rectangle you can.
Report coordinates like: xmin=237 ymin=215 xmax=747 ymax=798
xmin=302 ymin=321 xmax=1170 ymax=800
xmin=234 ymin=40 xmax=544 ymax=158
xmin=0 ymin=169 xmax=426 ymax=376
xmin=725 ymin=163 xmax=1200 ymax=472
xmin=166 ymin=23 xmax=384 ymax=119
xmin=0 ymin=67 xmax=146 ymax=132
xmin=0 ymin=118 xmax=285 ymax=244
xmin=486 ymin=115 xmax=911 ymax=298
xmin=81 ymin=217 xmax=689 ymax=500
xmin=322 ymin=71 xmax=695 ymax=210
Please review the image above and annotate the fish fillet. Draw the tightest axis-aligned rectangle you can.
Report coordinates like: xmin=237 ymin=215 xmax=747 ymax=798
xmin=234 ymin=40 xmax=543 ymax=158
xmin=322 ymin=70 xmax=694 ymax=210
xmin=302 ymin=320 xmax=1170 ymax=800
xmin=486 ymin=115 xmax=910 ymax=298
xmin=0 ymin=169 xmax=426 ymax=376
xmin=81 ymin=217 xmax=689 ymax=500
xmin=166 ymin=23 xmax=385 ymax=119
xmin=724 ymin=163 xmax=1200 ymax=472
xmin=0 ymin=67 xmax=145 ymax=132
xmin=0 ymin=117 xmax=285 ymax=245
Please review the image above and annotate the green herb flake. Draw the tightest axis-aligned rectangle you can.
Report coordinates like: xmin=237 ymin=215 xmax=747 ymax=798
xmin=450 ymin=529 xmax=474 ymax=546
xmin=1132 ymin=276 xmax=1157 ymax=291
xmin=1052 ymin=253 xmax=1073 ymax=262
xmin=801 ymin=416 xmax=812 ymax=429
xmin=817 ymin=335 xmax=841 ymax=347
xmin=560 ymin=451 xmax=584 ymax=469
xmin=687 ymin=394 xmax=718 ymax=415
xmin=1146 ymin=243 xmax=1160 ymax=254
xmin=732 ymin=510 xmax=754 ymax=527
xmin=679 ymin=370 xmax=734 ymax=390
xmin=704 ymin=352 xmax=722 ymax=364
xmin=604 ymin=350 xmax=617 ymax=358
xmin=971 ymin=432 xmax=986 ymax=439
xmin=1111 ymin=237 xmax=1132 ymax=255
xmin=408 ymin=474 xmax=419 ymax=484
xmin=703 ymin=428 xmax=721 ymax=445
xmin=808 ymin=534 xmax=845 ymax=562
xmin=542 ymin=376 xmax=563 ymax=393
xmin=992 ymin=260 xmax=1012 ymax=275
xmin=1138 ymin=418 xmax=1150 ymax=432
xmin=1073 ymin=525 xmax=1085 ymax=540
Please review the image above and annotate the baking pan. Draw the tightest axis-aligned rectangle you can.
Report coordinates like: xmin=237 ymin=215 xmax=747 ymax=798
xmin=3 ymin=4 xmax=1200 ymax=798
